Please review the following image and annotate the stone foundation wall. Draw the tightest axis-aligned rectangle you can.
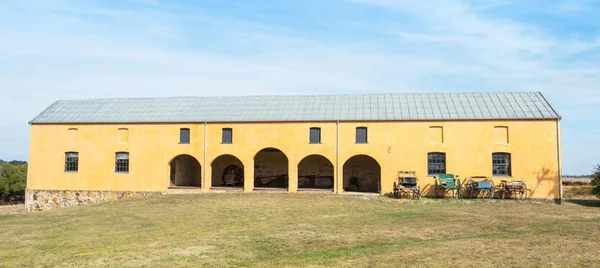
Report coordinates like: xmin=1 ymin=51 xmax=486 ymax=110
xmin=25 ymin=189 xmax=159 ymax=212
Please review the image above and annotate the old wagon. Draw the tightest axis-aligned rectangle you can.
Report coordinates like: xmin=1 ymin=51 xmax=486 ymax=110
xmin=465 ymin=176 xmax=495 ymax=199
xmin=393 ymin=171 xmax=421 ymax=199
xmin=498 ymin=180 xmax=528 ymax=200
xmin=434 ymin=174 xmax=461 ymax=199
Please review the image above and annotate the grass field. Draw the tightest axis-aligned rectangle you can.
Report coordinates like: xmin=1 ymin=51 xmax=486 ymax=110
xmin=1 ymin=194 xmax=599 ymax=267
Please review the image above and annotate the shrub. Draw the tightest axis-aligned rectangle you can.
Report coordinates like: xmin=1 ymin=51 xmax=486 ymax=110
xmin=0 ymin=163 xmax=27 ymax=202
xmin=592 ymin=164 xmax=600 ymax=198
xmin=563 ymin=186 xmax=593 ymax=198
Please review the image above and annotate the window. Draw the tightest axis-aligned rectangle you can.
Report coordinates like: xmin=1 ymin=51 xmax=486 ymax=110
xmin=222 ymin=128 xmax=233 ymax=144
xmin=494 ymin=126 xmax=509 ymax=144
xmin=67 ymin=128 xmax=78 ymax=144
xmin=180 ymin=128 xmax=190 ymax=144
xmin=428 ymin=126 xmax=443 ymax=143
xmin=309 ymin=127 xmax=321 ymax=144
xmin=118 ymin=128 xmax=129 ymax=144
xmin=356 ymin=127 xmax=368 ymax=144
xmin=492 ymin=153 xmax=511 ymax=176
xmin=115 ymin=152 xmax=129 ymax=173
xmin=427 ymin=152 xmax=446 ymax=175
xmin=64 ymin=152 xmax=79 ymax=172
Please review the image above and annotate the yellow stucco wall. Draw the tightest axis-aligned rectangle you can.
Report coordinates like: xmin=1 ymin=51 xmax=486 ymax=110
xmin=27 ymin=119 xmax=561 ymax=199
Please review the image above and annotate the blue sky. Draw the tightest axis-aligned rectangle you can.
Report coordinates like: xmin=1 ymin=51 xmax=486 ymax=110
xmin=0 ymin=0 xmax=599 ymax=174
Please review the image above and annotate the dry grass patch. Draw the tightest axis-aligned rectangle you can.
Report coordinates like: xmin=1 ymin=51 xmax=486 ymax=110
xmin=0 ymin=194 xmax=598 ymax=267
xmin=563 ymin=177 xmax=592 ymax=185
xmin=0 ymin=204 xmax=23 ymax=215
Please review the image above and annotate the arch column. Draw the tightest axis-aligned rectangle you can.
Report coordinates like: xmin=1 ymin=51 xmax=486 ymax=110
xmin=335 ymin=163 xmax=343 ymax=194
xmin=244 ymin=158 xmax=254 ymax=192
xmin=204 ymin=165 xmax=212 ymax=191
xmin=288 ymin=161 xmax=298 ymax=193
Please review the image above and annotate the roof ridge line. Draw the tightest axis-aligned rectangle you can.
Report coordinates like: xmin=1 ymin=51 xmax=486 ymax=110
xmin=54 ymin=91 xmax=542 ymax=102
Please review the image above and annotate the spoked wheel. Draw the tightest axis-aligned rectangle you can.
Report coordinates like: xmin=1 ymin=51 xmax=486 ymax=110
xmin=466 ymin=179 xmax=474 ymax=199
xmin=519 ymin=183 xmax=528 ymax=200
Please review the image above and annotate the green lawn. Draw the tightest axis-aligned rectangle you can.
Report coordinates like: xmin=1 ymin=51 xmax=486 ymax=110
xmin=1 ymin=194 xmax=599 ymax=267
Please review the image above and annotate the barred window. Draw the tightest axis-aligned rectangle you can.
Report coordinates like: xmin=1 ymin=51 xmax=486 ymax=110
xmin=492 ymin=153 xmax=511 ymax=176
xmin=65 ymin=152 xmax=79 ymax=172
xmin=309 ymin=127 xmax=321 ymax=144
xmin=115 ymin=152 xmax=129 ymax=173
xmin=356 ymin=127 xmax=368 ymax=144
xmin=222 ymin=128 xmax=233 ymax=144
xmin=180 ymin=128 xmax=190 ymax=144
xmin=427 ymin=152 xmax=446 ymax=175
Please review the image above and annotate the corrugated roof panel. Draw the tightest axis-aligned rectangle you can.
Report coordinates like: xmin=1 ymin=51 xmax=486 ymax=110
xmin=29 ymin=92 xmax=560 ymax=123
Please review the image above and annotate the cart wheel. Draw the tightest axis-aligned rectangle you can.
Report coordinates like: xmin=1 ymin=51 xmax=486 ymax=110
xmin=520 ymin=183 xmax=528 ymax=200
xmin=466 ymin=179 xmax=472 ymax=199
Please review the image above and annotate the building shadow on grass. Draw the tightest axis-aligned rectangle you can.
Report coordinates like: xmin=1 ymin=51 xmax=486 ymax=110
xmin=565 ymin=199 xmax=600 ymax=207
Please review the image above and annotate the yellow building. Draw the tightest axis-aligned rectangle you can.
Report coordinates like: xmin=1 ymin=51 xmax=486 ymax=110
xmin=25 ymin=92 xmax=562 ymax=211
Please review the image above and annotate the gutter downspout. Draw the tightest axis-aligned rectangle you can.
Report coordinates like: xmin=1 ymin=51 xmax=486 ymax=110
xmin=557 ymin=119 xmax=563 ymax=205
xmin=204 ymin=122 xmax=207 ymax=192
xmin=336 ymin=120 xmax=340 ymax=194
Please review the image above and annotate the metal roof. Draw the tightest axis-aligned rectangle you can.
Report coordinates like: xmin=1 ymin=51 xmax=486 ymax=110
xmin=30 ymin=92 xmax=560 ymax=124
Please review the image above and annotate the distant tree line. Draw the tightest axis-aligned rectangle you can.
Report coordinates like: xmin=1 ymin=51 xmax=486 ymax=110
xmin=0 ymin=160 xmax=27 ymax=166
xmin=0 ymin=161 xmax=27 ymax=202
xmin=563 ymin=175 xmax=592 ymax=178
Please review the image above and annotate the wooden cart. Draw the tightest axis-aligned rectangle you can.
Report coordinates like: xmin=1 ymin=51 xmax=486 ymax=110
xmin=393 ymin=171 xmax=421 ymax=199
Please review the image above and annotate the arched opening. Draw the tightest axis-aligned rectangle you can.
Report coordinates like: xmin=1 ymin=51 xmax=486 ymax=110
xmin=254 ymin=148 xmax=289 ymax=189
xmin=298 ymin=155 xmax=334 ymax=191
xmin=343 ymin=155 xmax=381 ymax=193
xmin=211 ymin=154 xmax=244 ymax=188
xmin=169 ymin=154 xmax=201 ymax=187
